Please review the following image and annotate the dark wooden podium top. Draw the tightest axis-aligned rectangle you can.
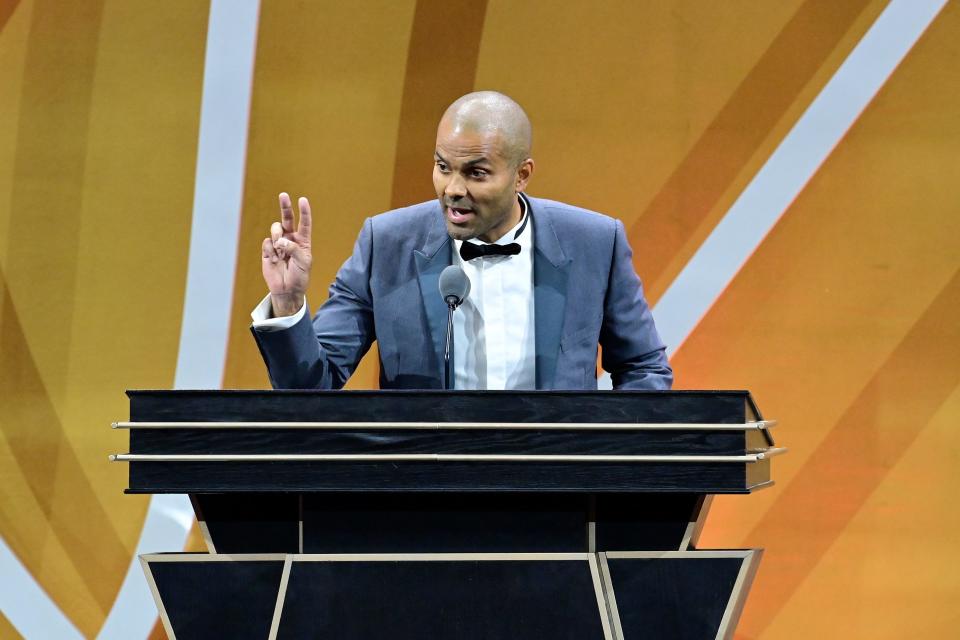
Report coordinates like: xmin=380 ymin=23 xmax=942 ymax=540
xmin=113 ymin=390 xmax=781 ymax=494
xmin=126 ymin=389 xmax=762 ymax=423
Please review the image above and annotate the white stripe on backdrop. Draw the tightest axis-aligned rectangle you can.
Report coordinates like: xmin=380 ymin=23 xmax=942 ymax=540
xmin=652 ymin=0 xmax=948 ymax=358
xmin=601 ymin=0 xmax=947 ymax=387
xmin=97 ymin=1 xmax=261 ymax=638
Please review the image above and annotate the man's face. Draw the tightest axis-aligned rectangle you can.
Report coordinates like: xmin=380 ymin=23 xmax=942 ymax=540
xmin=433 ymin=121 xmax=529 ymax=243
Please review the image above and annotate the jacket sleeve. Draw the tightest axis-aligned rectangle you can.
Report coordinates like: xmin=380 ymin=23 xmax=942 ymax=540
xmin=251 ymin=218 xmax=376 ymax=389
xmin=599 ymin=219 xmax=673 ymax=390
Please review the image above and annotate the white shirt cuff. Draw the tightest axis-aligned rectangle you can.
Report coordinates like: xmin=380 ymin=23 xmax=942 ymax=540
xmin=251 ymin=293 xmax=307 ymax=332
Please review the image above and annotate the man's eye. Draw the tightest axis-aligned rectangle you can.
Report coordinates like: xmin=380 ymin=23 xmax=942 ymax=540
xmin=470 ymin=169 xmax=488 ymax=178
xmin=436 ymin=162 xmax=449 ymax=172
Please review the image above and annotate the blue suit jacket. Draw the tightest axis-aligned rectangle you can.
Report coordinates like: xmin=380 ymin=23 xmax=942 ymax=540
xmin=253 ymin=196 xmax=672 ymax=390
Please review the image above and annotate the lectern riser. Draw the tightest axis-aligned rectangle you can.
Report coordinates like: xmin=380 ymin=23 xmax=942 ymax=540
xmin=193 ymin=493 xmax=709 ymax=554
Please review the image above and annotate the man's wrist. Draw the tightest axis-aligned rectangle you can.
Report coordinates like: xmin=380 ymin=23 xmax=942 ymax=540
xmin=270 ymin=292 xmax=305 ymax=317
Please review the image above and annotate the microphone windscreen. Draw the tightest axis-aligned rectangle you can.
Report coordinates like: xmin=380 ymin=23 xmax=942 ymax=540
xmin=439 ymin=265 xmax=471 ymax=305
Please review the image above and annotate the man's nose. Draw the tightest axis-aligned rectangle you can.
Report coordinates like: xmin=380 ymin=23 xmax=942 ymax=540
xmin=445 ymin=174 xmax=467 ymax=199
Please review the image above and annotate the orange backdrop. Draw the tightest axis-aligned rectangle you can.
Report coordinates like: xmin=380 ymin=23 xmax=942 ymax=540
xmin=1 ymin=1 xmax=957 ymax=638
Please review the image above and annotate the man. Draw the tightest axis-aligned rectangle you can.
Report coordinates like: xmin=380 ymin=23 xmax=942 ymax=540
xmin=252 ymin=91 xmax=672 ymax=390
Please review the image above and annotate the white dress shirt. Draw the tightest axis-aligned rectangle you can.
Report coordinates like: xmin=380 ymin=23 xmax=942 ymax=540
xmin=452 ymin=197 xmax=536 ymax=389
xmin=252 ymin=195 xmax=537 ymax=390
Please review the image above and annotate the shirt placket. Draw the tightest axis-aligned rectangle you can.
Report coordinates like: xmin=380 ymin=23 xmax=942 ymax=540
xmin=464 ymin=260 xmax=483 ymax=390
xmin=484 ymin=257 xmax=507 ymax=389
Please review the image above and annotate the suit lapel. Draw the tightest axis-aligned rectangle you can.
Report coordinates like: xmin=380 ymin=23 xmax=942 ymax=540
xmin=531 ymin=199 xmax=571 ymax=389
xmin=415 ymin=205 xmax=453 ymax=381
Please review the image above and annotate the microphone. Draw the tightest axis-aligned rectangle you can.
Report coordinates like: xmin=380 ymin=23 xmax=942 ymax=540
xmin=439 ymin=266 xmax=471 ymax=389
xmin=439 ymin=265 xmax=470 ymax=308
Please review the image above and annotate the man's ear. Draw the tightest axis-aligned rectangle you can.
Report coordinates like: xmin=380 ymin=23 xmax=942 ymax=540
xmin=515 ymin=158 xmax=534 ymax=191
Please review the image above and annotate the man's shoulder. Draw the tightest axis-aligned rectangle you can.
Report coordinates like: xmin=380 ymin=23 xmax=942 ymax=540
xmin=357 ymin=200 xmax=442 ymax=251
xmin=368 ymin=200 xmax=440 ymax=231
xmin=528 ymin=196 xmax=620 ymax=236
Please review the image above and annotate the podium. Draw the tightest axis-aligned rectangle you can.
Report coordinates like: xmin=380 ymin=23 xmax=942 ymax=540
xmin=112 ymin=390 xmax=782 ymax=639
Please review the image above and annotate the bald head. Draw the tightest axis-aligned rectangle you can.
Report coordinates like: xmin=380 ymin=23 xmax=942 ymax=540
xmin=439 ymin=91 xmax=532 ymax=167
xmin=433 ymin=92 xmax=535 ymax=242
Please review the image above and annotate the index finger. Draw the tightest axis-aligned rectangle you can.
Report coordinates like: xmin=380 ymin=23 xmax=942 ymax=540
xmin=278 ymin=192 xmax=295 ymax=233
xmin=297 ymin=196 xmax=312 ymax=240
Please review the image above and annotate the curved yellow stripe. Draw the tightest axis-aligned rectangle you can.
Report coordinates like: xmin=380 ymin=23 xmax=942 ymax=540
xmin=222 ymin=1 xmax=417 ymax=391
xmin=1 ymin=0 xmax=208 ymax=635
xmin=0 ymin=0 xmax=116 ymax=633
xmin=389 ymin=0 xmax=488 ymax=210
xmin=0 ymin=0 xmax=32 ymax=275
xmin=78 ymin=1 xmax=212 ymax=636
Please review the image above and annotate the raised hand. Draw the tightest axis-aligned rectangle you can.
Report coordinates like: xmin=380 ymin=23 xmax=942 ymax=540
xmin=262 ymin=192 xmax=313 ymax=316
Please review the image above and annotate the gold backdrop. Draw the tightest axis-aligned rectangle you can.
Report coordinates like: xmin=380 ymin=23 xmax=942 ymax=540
xmin=1 ymin=1 xmax=957 ymax=638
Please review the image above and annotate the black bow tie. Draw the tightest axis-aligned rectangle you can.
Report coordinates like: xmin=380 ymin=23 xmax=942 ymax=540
xmin=459 ymin=241 xmax=521 ymax=261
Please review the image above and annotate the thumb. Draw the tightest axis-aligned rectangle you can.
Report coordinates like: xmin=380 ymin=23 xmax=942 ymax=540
xmin=276 ymin=237 xmax=310 ymax=265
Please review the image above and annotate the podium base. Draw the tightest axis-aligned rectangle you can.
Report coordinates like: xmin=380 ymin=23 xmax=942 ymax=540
xmin=142 ymin=550 xmax=760 ymax=640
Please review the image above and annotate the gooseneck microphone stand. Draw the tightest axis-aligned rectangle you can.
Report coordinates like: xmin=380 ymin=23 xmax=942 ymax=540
xmin=444 ymin=296 xmax=457 ymax=390
xmin=439 ymin=264 xmax=469 ymax=390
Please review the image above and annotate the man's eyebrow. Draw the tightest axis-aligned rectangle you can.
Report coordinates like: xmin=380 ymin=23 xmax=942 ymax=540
xmin=433 ymin=151 xmax=491 ymax=167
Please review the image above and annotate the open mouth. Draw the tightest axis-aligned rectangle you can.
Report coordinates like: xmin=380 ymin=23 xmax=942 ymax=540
xmin=446 ymin=207 xmax=475 ymax=223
